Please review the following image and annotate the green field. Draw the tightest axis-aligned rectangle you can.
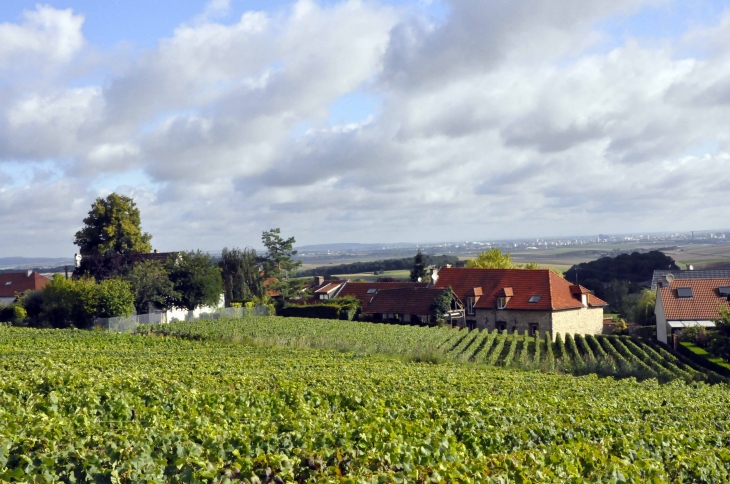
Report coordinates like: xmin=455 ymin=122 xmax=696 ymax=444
xmin=3 ymin=322 xmax=730 ymax=482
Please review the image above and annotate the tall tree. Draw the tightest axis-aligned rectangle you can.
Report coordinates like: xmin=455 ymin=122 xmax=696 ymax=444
xmin=74 ymin=193 xmax=153 ymax=256
xmin=260 ymin=228 xmax=302 ymax=278
xmin=166 ymin=251 xmax=223 ymax=311
xmin=125 ymin=260 xmax=178 ymax=313
xmin=219 ymin=247 xmax=264 ymax=305
xmin=410 ymin=250 xmax=428 ymax=282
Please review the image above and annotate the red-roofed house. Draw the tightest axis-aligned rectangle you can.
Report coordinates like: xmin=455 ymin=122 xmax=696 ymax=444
xmin=362 ymin=287 xmax=459 ymax=324
xmin=0 ymin=271 xmax=51 ymax=304
xmin=432 ymin=267 xmax=607 ymax=338
xmin=655 ymin=279 xmax=730 ymax=344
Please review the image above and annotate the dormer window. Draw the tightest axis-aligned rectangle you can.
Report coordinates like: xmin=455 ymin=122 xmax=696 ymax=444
xmin=497 ymin=297 xmax=507 ymax=309
xmin=677 ymin=287 xmax=693 ymax=298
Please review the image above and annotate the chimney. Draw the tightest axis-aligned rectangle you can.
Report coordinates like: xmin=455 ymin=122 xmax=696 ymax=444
xmin=314 ymin=276 xmax=324 ymax=286
xmin=445 ymin=264 xmax=452 ymax=268
xmin=154 ymin=249 xmax=159 ymax=254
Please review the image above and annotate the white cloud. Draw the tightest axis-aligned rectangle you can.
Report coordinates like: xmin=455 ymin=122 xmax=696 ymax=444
xmin=2 ymin=0 xmax=730 ymax=257
xmin=0 ymin=5 xmax=85 ymax=71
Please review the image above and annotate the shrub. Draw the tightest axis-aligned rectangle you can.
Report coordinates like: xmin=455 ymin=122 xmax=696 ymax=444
xmin=554 ymin=333 xmax=565 ymax=359
xmin=38 ymin=275 xmax=134 ymax=329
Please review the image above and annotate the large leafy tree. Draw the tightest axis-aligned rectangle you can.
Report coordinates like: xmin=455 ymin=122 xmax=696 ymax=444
xmin=410 ymin=250 xmax=428 ymax=282
xmin=167 ymin=251 xmax=223 ymax=311
xmin=465 ymin=248 xmax=542 ymax=270
xmin=74 ymin=193 xmax=152 ymax=256
xmin=260 ymin=228 xmax=302 ymax=278
xmin=465 ymin=248 xmax=517 ymax=269
xmin=125 ymin=260 xmax=178 ymax=313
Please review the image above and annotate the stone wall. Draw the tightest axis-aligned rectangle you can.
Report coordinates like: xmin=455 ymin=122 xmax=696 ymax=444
xmin=474 ymin=308 xmax=553 ymax=336
xmin=471 ymin=306 xmax=604 ymax=340
xmin=551 ymin=307 xmax=603 ymax=339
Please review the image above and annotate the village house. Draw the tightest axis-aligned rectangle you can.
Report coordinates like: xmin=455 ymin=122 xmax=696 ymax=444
xmin=432 ymin=267 xmax=607 ymax=338
xmin=651 ymin=269 xmax=730 ymax=291
xmin=0 ymin=271 xmax=51 ymax=304
xmin=655 ymin=278 xmax=730 ymax=344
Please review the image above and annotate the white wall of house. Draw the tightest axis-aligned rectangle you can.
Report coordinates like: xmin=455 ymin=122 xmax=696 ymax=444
xmin=0 ymin=297 xmax=16 ymax=305
xmin=165 ymin=294 xmax=225 ymax=322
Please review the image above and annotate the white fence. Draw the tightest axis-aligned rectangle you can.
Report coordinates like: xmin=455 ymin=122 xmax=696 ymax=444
xmin=94 ymin=306 xmax=271 ymax=333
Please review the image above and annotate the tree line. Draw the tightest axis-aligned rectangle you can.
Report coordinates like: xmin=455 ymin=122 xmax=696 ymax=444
xmin=0 ymin=194 xmax=301 ymax=328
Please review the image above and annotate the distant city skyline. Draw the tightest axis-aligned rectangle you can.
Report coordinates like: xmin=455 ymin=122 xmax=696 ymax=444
xmin=2 ymin=1 xmax=730 ymax=257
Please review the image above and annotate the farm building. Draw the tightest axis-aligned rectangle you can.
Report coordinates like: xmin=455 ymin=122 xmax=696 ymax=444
xmin=360 ymin=286 xmax=460 ymax=324
xmin=655 ymin=278 xmax=730 ymax=344
xmin=432 ymin=267 xmax=607 ymax=338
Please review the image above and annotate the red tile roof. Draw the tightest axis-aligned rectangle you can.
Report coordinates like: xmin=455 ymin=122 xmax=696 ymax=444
xmin=433 ymin=268 xmax=606 ymax=310
xmin=0 ymin=271 xmax=51 ymax=298
xmin=336 ymin=281 xmax=428 ymax=309
xmin=659 ymin=279 xmax=730 ymax=320
xmin=362 ymin=287 xmax=447 ymax=315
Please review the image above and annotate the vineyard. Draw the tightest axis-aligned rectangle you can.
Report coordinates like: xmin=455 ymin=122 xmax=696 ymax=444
xmin=1 ymin=327 xmax=730 ymax=482
xmin=141 ymin=317 xmax=728 ymax=384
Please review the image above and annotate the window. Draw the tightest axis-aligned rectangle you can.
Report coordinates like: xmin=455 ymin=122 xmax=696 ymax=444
xmin=467 ymin=297 xmax=474 ymax=315
xmin=719 ymin=286 xmax=730 ymax=297
xmin=529 ymin=323 xmax=539 ymax=336
xmin=677 ymin=287 xmax=693 ymax=298
xmin=4 ymin=281 xmax=10 ymax=286
xmin=497 ymin=298 xmax=506 ymax=309
xmin=528 ymin=295 xmax=541 ymax=303
xmin=319 ymin=294 xmax=329 ymax=300
xmin=497 ymin=321 xmax=507 ymax=331
xmin=366 ymin=288 xmax=377 ymax=294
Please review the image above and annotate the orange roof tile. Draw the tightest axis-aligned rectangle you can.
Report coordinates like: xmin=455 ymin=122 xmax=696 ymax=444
xmin=433 ymin=268 xmax=606 ymax=310
xmin=362 ymin=287 xmax=448 ymax=315
xmin=0 ymin=271 xmax=51 ymax=298
xmin=659 ymin=279 xmax=730 ymax=320
xmin=337 ymin=281 xmax=428 ymax=309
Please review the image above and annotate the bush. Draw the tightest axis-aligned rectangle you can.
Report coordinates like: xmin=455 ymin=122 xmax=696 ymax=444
xmin=37 ymin=275 xmax=135 ymax=329
xmin=679 ymin=326 xmax=708 ymax=346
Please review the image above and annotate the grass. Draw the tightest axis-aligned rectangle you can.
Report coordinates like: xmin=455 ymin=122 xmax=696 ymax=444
xmin=680 ymin=341 xmax=730 ymax=371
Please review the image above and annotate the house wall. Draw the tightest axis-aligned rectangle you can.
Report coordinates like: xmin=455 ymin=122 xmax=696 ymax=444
xmin=551 ymin=307 xmax=604 ymax=340
xmin=472 ymin=306 xmax=603 ymax=340
xmin=0 ymin=297 xmax=15 ymax=305
xmin=655 ymin=290 xmax=668 ymax=344
xmin=474 ymin=308 xmax=553 ymax=336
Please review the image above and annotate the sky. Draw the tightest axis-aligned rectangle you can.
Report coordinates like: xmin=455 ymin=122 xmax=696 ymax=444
xmin=1 ymin=0 xmax=730 ymax=256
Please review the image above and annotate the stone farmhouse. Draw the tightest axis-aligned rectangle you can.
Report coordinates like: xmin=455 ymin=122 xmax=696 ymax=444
xmin=432 ymin=267 xmax=607 ymax=338
xmin=655 ymin=278 xmax=730 ymax=344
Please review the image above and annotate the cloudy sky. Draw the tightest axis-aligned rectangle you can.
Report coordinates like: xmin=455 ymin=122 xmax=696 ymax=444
xmin=1 ymin=0 xmax=729 ymax=256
